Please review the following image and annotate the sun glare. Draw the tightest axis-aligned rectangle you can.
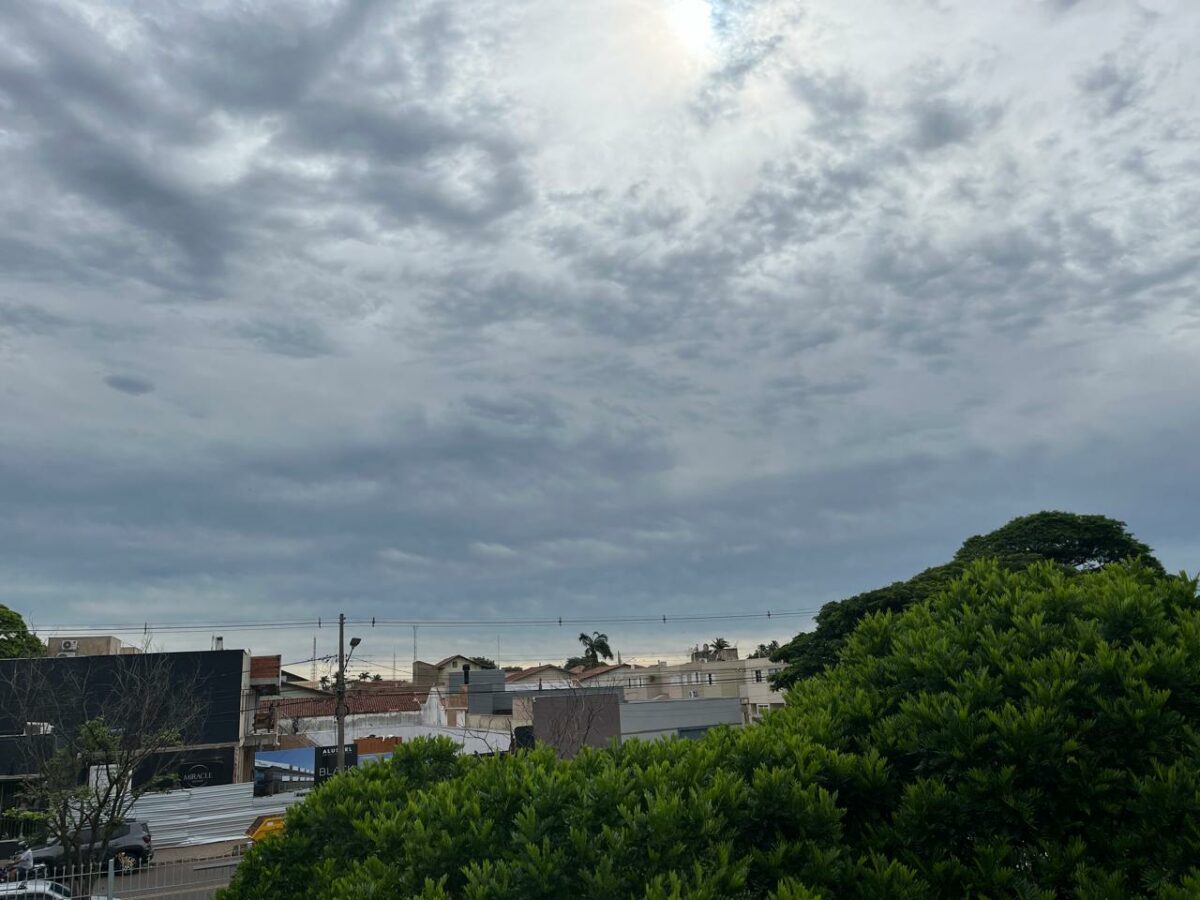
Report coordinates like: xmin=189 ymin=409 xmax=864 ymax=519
xmin=665 ymin=0 xmax=715 ymax=58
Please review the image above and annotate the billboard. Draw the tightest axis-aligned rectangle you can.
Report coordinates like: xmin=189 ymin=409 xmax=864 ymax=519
xmin=313 ymin=744 xmax=357 ymax=785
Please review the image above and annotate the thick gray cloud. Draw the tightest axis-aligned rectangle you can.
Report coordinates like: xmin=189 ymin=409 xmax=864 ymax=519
xmin=0 ymin=0 xmax=1197 ymax=672
xmin=103 ymin=375 xmax=155 ymax=396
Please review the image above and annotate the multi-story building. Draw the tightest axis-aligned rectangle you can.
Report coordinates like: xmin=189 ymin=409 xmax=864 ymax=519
xmin=413 ymin=655 xmax=478 ymax=689
xmin=505 ymin=665 xmax=575 ymax=692
xmin=42 ymin=635 xmax=141 ymax=657
xmin=622 ymin=655 xmax=786 ymax=720
xmin=0 ymin=647 xmax=280 ymax=803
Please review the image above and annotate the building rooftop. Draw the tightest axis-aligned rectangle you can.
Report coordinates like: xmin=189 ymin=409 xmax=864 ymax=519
xmin=432 ymin=654 xmax=475 ymax=669
xmin=506 ymin=664 xmax=571 ymax=682
xmin=576 ymin=663 xmax=628 ymax=681
xmin=264 ymin=691 xmax=424 ymax=719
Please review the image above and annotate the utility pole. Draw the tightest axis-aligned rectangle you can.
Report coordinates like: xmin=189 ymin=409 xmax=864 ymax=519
xmin=334 ymin=616 xmax=361 ymax=774
xmin=335 ymin=613 xmax=346 ymax=774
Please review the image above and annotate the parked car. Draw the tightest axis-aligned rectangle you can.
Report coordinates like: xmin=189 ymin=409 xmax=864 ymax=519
xmin=30 ymin=821 xmax=153 ymax=875
xmin=0 ymin=878 xmax=117 ymax=898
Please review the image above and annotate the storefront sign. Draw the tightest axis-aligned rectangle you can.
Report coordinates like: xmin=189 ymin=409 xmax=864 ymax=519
xmin=313 ymin=744 xmax=357 ymax=785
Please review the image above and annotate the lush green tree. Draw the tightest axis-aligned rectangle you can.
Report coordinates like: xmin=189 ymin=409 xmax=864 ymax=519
xmin=576 ymin=631 xmax=613 ymax=667
xmin=955 ymin=510 xmax=1162 ymax=573
xmin=711 ymin=637 xmax=731 ymax=653
xmin=0 ymin=605 xmax=43 ymax=658
xmin=222 ymin=561 xmax=1200 ymax=899
xmin=771 ymin=511 xmax=1162 ymax=688
xmin=468 ymin=657 xmax=498 ymax=670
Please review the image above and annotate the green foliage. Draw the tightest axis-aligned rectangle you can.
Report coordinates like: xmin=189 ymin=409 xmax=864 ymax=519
xmin=223 ymin=561 xmax=1200 ymax=898
xmin=468 ymin=657 xmax=498 ymax=669
xmin=0 ymin=605 xmax=44 ymax=658
xmin=577 ymin=631 xmax=614 ymax=667
xmin=772 ymin=511 xmax=1163 ymax=688
xmin=749 ymin=640 xmax=780 ymax=659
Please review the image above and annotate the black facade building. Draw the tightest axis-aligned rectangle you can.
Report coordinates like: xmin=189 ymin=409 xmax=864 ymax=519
xmin=0 ymin=649 xmax=262 ymax=807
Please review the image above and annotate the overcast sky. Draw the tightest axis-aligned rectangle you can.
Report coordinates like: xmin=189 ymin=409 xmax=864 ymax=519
xmin=1 ymin=0 xmax=1197 ymax=675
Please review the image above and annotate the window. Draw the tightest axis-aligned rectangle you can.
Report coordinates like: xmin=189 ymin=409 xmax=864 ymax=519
xmin=754 ymin=670 xmax=763 ymax=683
xmin=706 ymin=673 xmax=713 ymax=685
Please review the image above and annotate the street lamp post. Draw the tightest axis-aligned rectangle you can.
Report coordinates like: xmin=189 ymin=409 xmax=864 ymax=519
xmin=335 ymin=615 xmax=361 ymax=774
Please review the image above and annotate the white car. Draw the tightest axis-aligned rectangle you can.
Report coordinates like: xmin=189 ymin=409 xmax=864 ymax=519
xmin=0 ymin=879 xmax=115 ymax=899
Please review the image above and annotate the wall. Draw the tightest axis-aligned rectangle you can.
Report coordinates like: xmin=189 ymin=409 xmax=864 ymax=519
xmin=43 ymin=636 xmax=129 ymax=657
xmin=0 ymin=650 xmax=248 ymax=747
xmin=507 ymin=671 xmax=575 ymax=692
xmin=412 ymin=661 xmax=439 ymax=688
xmin=532 ymin=693 xmax=620 ymax=758
xmin=512 ymin=687 xmax=624 ymax=727
xmin=281 ymin=713 xmax=511 ymax=755
xmin=129 ymin=781 xmax=302 ymax=847
xmin=622 ymin=659 xmax=785 ymax=715
xmin=619 ymin=697 xmax=744 ymax=742
xmin=448 ymin=669 xmax=510 ymax=714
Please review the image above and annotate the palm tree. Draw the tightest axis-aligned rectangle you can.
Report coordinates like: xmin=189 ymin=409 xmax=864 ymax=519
xmin=318 ymin=675 xmax=331 ymax=690
xmin=700 ymin=638 xmax=729 ymax=667
xmin=748 ymin=640 xmax=779 ymax=659
xmin=577 ymin=631 xmax=614 ymax=667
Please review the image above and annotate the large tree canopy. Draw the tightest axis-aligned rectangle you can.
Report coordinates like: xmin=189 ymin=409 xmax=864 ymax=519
xmin=0 ymin=605 xmax=44 ymax=659
xmin=770 ymin=511 xmax=1162 ymax=688
xmin=221 ymin=561 xmax=1200 ymax=899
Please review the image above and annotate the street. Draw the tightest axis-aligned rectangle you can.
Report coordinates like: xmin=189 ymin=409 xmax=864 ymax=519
xmin=115 ymin=855 xmax=240 ymax=899
xmin=40 ymin=849 xmax=244 ymax=900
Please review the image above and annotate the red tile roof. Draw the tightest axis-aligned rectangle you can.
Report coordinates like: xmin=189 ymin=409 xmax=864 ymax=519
xmin=506 ymin=665 xmax=572 ymax=682
xmin=576 ymin=664 xmax=628 ymax=681
xmin=264 ymin=692 xmax=423 ymax=719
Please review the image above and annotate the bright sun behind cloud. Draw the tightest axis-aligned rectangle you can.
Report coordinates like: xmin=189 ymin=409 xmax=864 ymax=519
xmin=664 ymin=0 xmax=715 ymax=58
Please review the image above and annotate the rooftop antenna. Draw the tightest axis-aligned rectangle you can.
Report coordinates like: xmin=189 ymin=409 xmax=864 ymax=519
xmin=311 ymin=635 xmax=317 ymax=684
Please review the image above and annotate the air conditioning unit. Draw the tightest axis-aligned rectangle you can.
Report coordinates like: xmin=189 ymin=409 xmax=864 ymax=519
xmin=60 ymin=639 xmax=79 ymax=651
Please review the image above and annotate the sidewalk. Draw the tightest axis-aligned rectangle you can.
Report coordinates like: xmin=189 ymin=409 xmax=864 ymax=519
xmin=154 ymin=839 xmax=249 ymax=864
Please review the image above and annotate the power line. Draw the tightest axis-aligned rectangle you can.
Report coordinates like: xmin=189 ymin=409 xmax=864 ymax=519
xmin=31 ymin=607 xmax=820 ymax=635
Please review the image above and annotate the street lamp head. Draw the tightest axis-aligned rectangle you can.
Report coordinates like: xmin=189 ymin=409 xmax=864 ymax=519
xmin=349 ymin=637 xmax=362 ymax=649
